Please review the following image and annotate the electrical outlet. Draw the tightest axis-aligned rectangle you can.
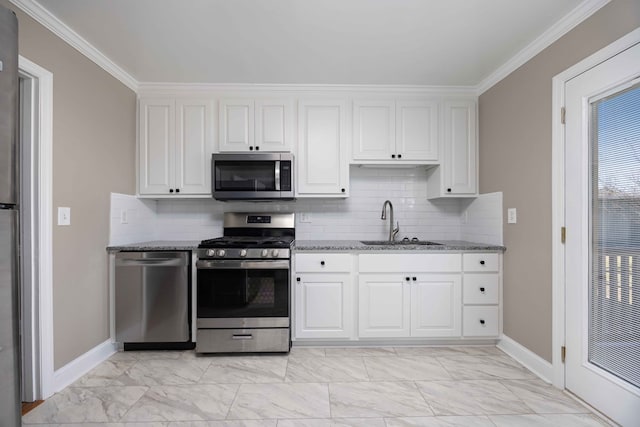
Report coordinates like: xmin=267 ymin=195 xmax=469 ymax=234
xmin=299 ymin=212 xmax=312 ymax=223
xmin=120 ymin=209 xmax=128 ymax=224
xmin=507 ymin=208 xmax=517 ymax=224
xmin=58 ymin=207 xmax=71 ymax=226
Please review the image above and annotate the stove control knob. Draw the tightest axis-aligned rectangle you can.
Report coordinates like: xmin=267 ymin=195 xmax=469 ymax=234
xmin=216 ymin=249 xmax=226 ymax=257
xmin=240 ymin=249 xmax=247 ymax=257
xmin=207 ymin=249 xmax=216 ymax=257
xmin=272 ymin=249 xmax=280 ymax=257
xmin=261 ymin=249 xmax=269 ymax=258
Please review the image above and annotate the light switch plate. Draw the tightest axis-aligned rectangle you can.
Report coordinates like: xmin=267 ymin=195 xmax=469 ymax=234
xmin=507 ymin=208 xmax=517 ymax=224
xmin=299 ymin=212 xmax=312 ymax=223
xmin=58 ymin=207 xmax=71 ymax=226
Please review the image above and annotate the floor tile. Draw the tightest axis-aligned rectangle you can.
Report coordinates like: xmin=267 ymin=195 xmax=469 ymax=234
xmin=394 ymin=346 xmax=503 ymax=357
xmin=21 ymin=386 xmax=147 ymax=424
xmin=385 ymin=415 xmax=495 ymax=427
xmin=288 ymin=347 xmax=326 ymax=359
xmin=500 ymin=379 xmax=590 ymax=414
xmin=200 ymin=356 xmax=288 ymax=383
xmin=227 ymin=383 xmax=331 ymax=419
xmin=168 ymin=421 xmax=277 ymax=427
xmin=437 ymin=355 xmax=537 ymax=380
xmin=285 ymin=357 xmax=369 ymax=382
xmin=324 ymin=347 xmax=396 ymax=357
xmin=364 ymin=356 xmax=452 ymax=381
xmin=122 ymin=384 xmax=239 ymax=422
xmin=489 ymin=413 xmax=612 ymax=427
xmin=113 ymin=357 xmax=212 ymax=386
xmin=72 ymin=359 xmax=137 ymax=387
xmin=416 ymin=380 xmax=532 ymax=416
xmin=329 ymin=381 xmax=433 ymax=418
xmin=277 ymin=418 xmax=386 ymax=426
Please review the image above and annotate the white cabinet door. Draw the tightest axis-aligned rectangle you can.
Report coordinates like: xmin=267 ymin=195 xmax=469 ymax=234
xmin=297 ymin=99 xmax=349 ymax=196
xmin=255 ymin=99 xmax=292 ymax=152
xmin=359 ymin=274 xmax=410 ymax=338
xmin=352 ymin=100 xmax=395 ymax=161
xmin=175 ymin=99 xmax=214 ymax=195
xmin=442 ymin=100 xmax=477 ymax=194
xmin=410 ymin=274 xmax=461 ymax=337
xmin=295 ymin=273 xmax=353 ymax=339
xmin=396 ymin=100 xmax=438 ymax=161
xmin=219 ymin=99 xmax=254 ymax=152
xmin=139 ymin=98 xmax=175 ymax=195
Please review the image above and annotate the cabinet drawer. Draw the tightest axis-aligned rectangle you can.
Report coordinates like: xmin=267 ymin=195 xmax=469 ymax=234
xmin=295 ymin=253 xmax=352 ymax=273
xmin=463 ymin=306 xmax=499 ymax=337
xmin=463 ymin=253 xmax=499 ymax=272
xmin=463 ymin=274 xmax=499 ymax=305
xmin=359 ymin=254 xmax=461 ymax=273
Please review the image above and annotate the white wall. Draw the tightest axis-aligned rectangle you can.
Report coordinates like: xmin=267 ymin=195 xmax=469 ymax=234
xmin=110 ymin=168 xmax=503 ymax=245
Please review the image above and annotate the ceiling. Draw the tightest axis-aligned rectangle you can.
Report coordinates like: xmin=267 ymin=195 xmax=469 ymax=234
xmin=33 ymin=0 xmax=587 ymax=86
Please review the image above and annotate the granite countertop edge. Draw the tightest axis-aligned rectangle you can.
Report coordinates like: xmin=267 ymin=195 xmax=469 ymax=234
xmin=107 ymin=239 xmax=505 ymax=252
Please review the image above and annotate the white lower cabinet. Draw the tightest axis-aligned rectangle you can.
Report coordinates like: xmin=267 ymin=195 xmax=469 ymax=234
xmin=411 ymin=275 xmax=462 ymax=337
xmin=358 ymin=275 xmax=410 ymax=338
xmin=463 ymin=306 xmax=499 ymax=337
xmin=293 ymin=253 xmax=354 ymax=339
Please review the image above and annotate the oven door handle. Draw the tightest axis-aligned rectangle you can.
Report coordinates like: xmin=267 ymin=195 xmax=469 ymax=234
xmin=196 ymin=259 xmax=290 ymax=269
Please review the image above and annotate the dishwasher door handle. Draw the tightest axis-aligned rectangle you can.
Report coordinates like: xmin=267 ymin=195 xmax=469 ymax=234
xmin=116 ymin=258 xmax=186 ymax=267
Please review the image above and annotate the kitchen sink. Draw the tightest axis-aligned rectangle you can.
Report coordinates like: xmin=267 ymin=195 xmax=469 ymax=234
xmin=360 ymin=240 xmax=443 ymax=246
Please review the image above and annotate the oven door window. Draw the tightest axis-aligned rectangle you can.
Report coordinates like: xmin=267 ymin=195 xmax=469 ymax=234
xmin=197 ymin=268 xmax=288 ymax=318
xmin=215 ymin=161 xmax=276 ymax=192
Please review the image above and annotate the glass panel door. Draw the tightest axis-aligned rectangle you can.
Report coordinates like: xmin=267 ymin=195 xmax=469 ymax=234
xmin=590 ymin=84 xmax=640 ymax=388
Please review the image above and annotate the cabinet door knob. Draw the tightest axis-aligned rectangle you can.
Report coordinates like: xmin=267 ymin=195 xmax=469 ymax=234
xmin=447 ymin=188 xmax=452 ymax=193
xmin=479 ymin=287 xmax=485 ymax=293
xmin=296 ymin=277 xmax=300 ymax=282
xmin=398 ymin=154 xmax=402 ymax=159
xmin=479 ymin=319 xmax=486 ymax=325
xmin=175 ymin=188 xmax=180 ymax=193
xmin=405 ymin=277 xmax=410 ymax=281
xmin=249 ymin=146 xmax=254 ymax=151
xmin=320 ymin=261 xmax=325 ymax=266
xmin=412 ymin=277 xmax=417 ymax=281
xmin=480 ymin=260 xmax=485 ymax=265
xmin=341 ymin=188 xmax=345 ymax=193
xmin=391 ymin=154 xmax=396 ymax=159
xmin=169 ymin=189 xmax=174 ymax=193
xmin=255 ymin=146 xmax=260 ymax=151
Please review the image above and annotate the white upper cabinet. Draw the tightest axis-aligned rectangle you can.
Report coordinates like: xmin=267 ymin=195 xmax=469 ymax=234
xmin=427 ymin=99 xmax=478 ymax=198
xmin=297 ymin=99 xmax=349 ymax=197
xmin=139 ymin=98 xmax=214 ymax=197
xmin=219 ymin=98 xmax=292 ymax=152
xmin=352 ymin=99 xmax=438 ymax=163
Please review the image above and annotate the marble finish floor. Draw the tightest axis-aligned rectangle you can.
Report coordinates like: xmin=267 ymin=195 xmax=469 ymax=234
xmin=22 ymin=346 xmax=611 ymax=426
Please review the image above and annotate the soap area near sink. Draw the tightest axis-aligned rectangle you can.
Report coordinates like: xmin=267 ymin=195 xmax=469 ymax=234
xmin=110 ymin=168 xmax=503 ymax=247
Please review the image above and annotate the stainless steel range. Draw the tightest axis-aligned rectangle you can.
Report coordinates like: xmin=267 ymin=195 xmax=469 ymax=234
xmin=195 ymin=212 xmax=294 ymax=353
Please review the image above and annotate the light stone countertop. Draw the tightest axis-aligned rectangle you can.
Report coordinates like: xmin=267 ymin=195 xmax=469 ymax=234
xmin=107 ymin=239 xmax=505 ymax=253
xmin=293 ymin=240 xmax=505 ymax=252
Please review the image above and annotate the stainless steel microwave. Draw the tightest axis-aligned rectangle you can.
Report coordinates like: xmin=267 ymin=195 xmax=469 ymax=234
xmin=212 ymin=153 xmax=294 ymax=200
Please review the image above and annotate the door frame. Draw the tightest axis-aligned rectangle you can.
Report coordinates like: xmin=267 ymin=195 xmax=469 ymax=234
xmin=18 ymin=56 xmax=54 ymax=400
xmin=551 ymin=27 xmax=640 ymax=389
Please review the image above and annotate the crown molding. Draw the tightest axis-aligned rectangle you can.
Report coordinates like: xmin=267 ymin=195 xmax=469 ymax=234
xmin=9 ymin=0 xmax=139 ymax=91
xmin=476 ymin=0 xmax=610 ymax=95
xmin=136 ymin=82 xmax=479 ymax=96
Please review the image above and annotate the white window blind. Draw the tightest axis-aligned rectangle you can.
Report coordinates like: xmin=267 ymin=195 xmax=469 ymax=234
xmin=589 ymin=83 xmax=640 ymax=389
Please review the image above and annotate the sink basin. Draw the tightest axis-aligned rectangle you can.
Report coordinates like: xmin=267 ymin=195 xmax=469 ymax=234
xmin=360 ymin=240 xmax=442 ymax=246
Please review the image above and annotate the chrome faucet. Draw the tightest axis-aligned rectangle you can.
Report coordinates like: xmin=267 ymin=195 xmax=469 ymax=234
xmin=381 ymin=200 xmax=400 ymax=242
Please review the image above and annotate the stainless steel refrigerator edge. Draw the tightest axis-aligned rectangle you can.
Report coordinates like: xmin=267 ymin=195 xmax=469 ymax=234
xmin=0 ymin=5 xmax=22 ymax=426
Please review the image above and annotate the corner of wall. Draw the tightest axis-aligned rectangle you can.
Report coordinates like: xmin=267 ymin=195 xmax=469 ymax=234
xmin=460 ymin=192 xmax=503 ymax=245
xmin=109 ymin=193 xmax=157 ymax=245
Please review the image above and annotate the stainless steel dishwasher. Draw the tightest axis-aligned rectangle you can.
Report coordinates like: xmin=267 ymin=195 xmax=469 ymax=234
xmin=115 ymin=251 xmax=193 ymax=350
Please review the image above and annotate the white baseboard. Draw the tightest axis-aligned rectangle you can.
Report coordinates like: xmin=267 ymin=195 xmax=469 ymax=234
xmin=498 ymin=334 xmax=554 ymax=384
xmin=52 ymin=339 xmax=116 ymax=393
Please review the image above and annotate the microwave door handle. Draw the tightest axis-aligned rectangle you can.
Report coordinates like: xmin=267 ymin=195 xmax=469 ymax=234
xmin=275 ymin=160 xmax=280 ymax=191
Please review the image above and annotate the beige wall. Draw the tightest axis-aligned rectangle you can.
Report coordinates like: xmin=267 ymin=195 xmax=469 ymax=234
xmin=479 ymin=0 xmax=640 ymax=362
xmin=1 ymin=1 xmax=136 ymax=369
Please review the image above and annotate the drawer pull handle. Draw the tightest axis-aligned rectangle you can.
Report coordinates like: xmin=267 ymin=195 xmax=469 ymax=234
xmin=405 ymin=277 xmax=410 ymax=281
xmin=320 ymin=261 xmax=325 ymax=266
xmin=296 ymin=277 xmax=300 ymax=282
xmin=479 ymin=287 xmax=485 ymax=293
xmin=412 ymin=277 xmax=417 ymax=281
xmin=479 ymin=319 xmax=486 ymax=325
xmin=480 ymin=260 xmax=485 ymax=265
xmin=232 ymin=334 xmax=253 ymax=340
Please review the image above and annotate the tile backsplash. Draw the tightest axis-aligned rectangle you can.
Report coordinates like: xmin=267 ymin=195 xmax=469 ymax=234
xmin=110 ymin=167 xmax=503 ymax=245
